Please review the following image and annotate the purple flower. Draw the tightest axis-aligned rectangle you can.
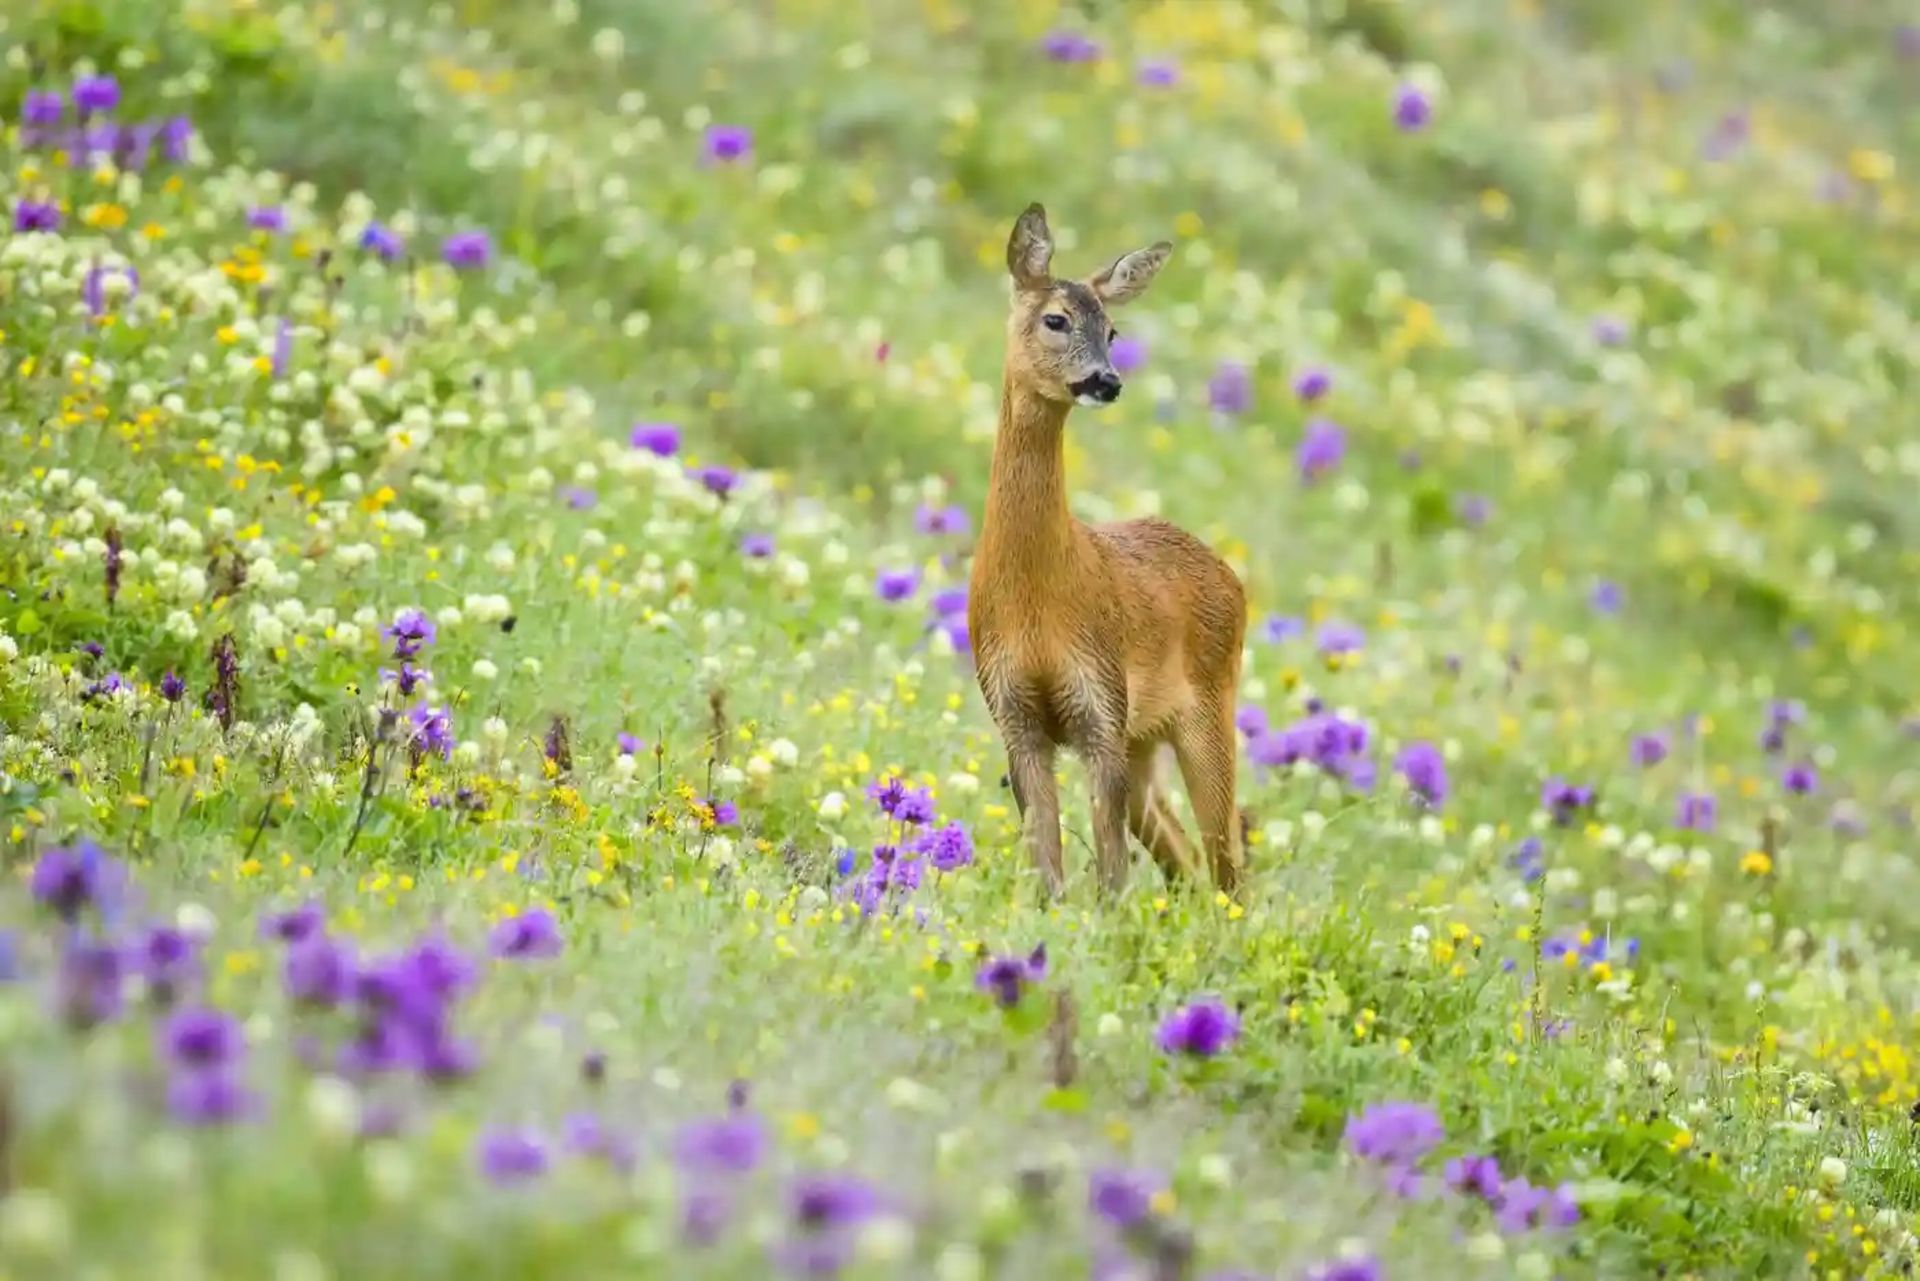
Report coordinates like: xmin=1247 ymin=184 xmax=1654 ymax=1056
xmin=1261 ymin=615 xmax=1304 ymax=644
xmin=159 ymin=116 xmax=193 ymax=163
xmin=1089 ymin=1167 xmax=1161 ymax=1228
xmin=270 ymin=318 xmax=293 ymax=377
xmin=160 ymin=1007 xmax=246 ymax=1069
xmin=247 ymin=205 xmax=287 ymax=233
xmin=476 ymin=1127 xmax=550 ymax=1184
xmin=913 ymin=504 xmax=971 ymax=536
xmin=1293 ymin=365 xmax=1333 ymax=401
xmin=1316 ymin=621 xmax=1365 ymax=655
xmin=383 ymin=608 xmax=437 ymax=659
xmin=914 ymin=820 xmax=974 ymax=872
xmin=1208 ymin=361 xmax=1252 ymax=415
xmin=13 ymin=200 xmax=60 ymax=233
xmin=1509 ymin=836 xmax=1545 ymax=883
xmin=704 ymin=124 xmax=753 ymax=163
xmin=562 ymin=1112 xmax=637 ymax=1172
xmin=617 ymin=733 xmax=645 ymax=756
xmin=73 ymin=75 xmax=121 ymax=115
xmin=490 ymin=908 xmax=564 ymax=960
xmin=1541 ymin=777 xmax=1595 ymax=825
xmin=1393 ymin=83 xmax=1432 ymax=131
xmin=975 ymin=944 xmax=1048 ymax=1008
xmin=929 ymin=587 xmax=968 ymax=618
xmin=875 ymin=568 xmax=921 ymax=602
xmin=1344 ymin=1100 xmax=1444 ymax=1165
xmin=82 ymin=263 xmax=138 ymax=317
xmin=360 ymin=222 xmax=404 ymax=260
xmin=1630 ymin=732 xmax=1669 ymax=767
xmin=1675 ymin=791 xmax=1717 ymax=832
xmin=262 ymin=902 xmax=325 ymax=944
xmin=791 ymin=1172 xmax=881 ymax=1230
xmin=1306 ymin=1257 xmax=1383 ymax=1281
xmin=1156 ymin=997 xmax=1241 ymax=1058
xmin=561 ymin=486 xmax=597 ymax=511
xmin=692 ymin=464 xmax=738 ymax=497
xmin=408 ymin=705 xmax=455 ymax=759
xmin=631 ymin=422 xmax=681 ymax=456
xmin=1040 ymin=30 xmax=1102 ymax=63
xmin=285 ymin=935 xmax=356 ymax=1009
xmin=138 ymin=926 xmax=202 ymax=998
xmin=1109 ymin=334 xmax=1147 ymax=372
xmin=1782 ymin=762 xmax=1818 ymax=795
xmin=442 ymin=229 xmax=493 ymax=269
xmin=381 ymin=663 xmax=431 ymax=697
xmin=1702 ymin=109 xmax=1750 ymax=162
xmin=1394 ymin=741 xmax=1448 ymax=809
xmin=1136 ymin=58 xmax=1181 ymax=88
xmin=1455 ymin=494 xmax=1492 ymax=527
xmin=1590 ymin=580 xmax=1624 ymax=614
xmin=1591 ymin=315 xmax=1630 ymax=346
xmin=167 ymin=1069 xmax=254 ymax=1126
xmin=675 ymin=1110 xmax=768 ymax=1175
xmin=23 ymin=90 xmax=63 ymax=126
xmin=159 ymin=670 xmax=187 ymax=702
xmin=741 ymin=532 xmax=776 ymax=558
xmin=1445 ymin=1153 xmax=1504 ymax=1201
xmin=1297 ymin=418 xmax=1347 ymax=482
xmin=1899 ymin=24 xmax=1920 ymax=58
xmin=30 ymin=841 xmax=121 ymax=922
xmin=55 ymin=937 xmax=126 ymax=1029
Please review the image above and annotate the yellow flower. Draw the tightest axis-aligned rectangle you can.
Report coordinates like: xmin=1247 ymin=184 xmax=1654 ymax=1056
xmin=1741 ymin=850 xmax=1774 ymax=876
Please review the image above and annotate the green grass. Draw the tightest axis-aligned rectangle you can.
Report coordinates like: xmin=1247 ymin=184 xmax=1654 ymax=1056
xmin=3 ymin=1 xmax=1920 ymax=1277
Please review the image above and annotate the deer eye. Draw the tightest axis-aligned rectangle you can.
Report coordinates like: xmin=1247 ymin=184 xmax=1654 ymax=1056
xmin=1108 ymin=327 xmax=1119 ymax=344
xmin=1042 ymin=313 xmax=1069 ymax=333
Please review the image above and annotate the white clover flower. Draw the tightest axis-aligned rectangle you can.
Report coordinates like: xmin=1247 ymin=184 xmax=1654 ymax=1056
xmin=1096 ymin=1013 xmax=1124 ymax=1038
xmin=332 ymin=622 xmax=363 ymax=650
xmin=482 ymin=717 xmax=509 ymax=744
xmin=434 ymin=606 xmax=463 ymax=629
xmin=768 ymin=738 xmax=799 ymax=767
xmin=1819 ymin=1157 xmax=1847 ymax=1187
xmin=944 ymin=771 xmax=979 ymax=795
xmin=164 ymin=611 xmax=198 ymax=641
xmin=452 ymin=742 xmax=481 ymax=767
xmin=470 ymin=659 xmax=498 ymax=682
xmin=818 ymin=791 xmax=848 ymax=821
xmin=0 ymin=634 xmax=16 ymax=663
xmin=746 ymin=756 xmax=773 ymax=780
xmin=612 ymin=754 xmax=637 ymax=781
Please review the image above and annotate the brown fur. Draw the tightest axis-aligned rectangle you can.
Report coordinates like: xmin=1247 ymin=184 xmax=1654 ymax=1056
xmin=967 ymin=204 xmax=1247 ymax=899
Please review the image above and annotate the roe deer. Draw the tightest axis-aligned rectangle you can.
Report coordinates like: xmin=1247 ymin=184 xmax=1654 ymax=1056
xmin=968 ymin=203 xmax=1247 ymax=900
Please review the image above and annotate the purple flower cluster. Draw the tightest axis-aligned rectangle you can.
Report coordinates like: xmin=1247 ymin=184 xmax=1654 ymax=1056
xmin=1445 ymin=1154 xmax=1578 ymax=1233
xmin=1393 ymin=741 xmax=1449 ymax=809
xmin=1247 ymin=710 xmax=1375 ymax=790
xmin=844 ymin=776 xmax=975 ymax=913
xmin=928 ymin=587 xmax=970 ymax=655
xmin=1156 ymin=997 xmax=1240 ymax=1058
xmin=18 ymin=77 xmax=195 ymax=173
xmin=975 ymin=944 xmax=1048 ymax=1008
xmin=1297 ymin=418 xmax=1347 ymax=482
xmin=1541 ymin=930 xmax=1638 ymax=969
xmin=1345 ymin=1100 xmax=1444 ymax=1166
xmin=1541 ymin=777 xmax=1595 ymax=825
xmin=159 ymin=1007 xmax=255 ymax=1124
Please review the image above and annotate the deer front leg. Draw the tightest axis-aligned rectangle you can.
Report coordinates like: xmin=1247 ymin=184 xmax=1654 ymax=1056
xmin=1088 ymin=748 xmax=1131 ymax=898
xmin=1007 ymin=736 xmax=1063 ymax=898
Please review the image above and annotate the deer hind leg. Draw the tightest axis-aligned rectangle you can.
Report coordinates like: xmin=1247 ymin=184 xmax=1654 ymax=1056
xmin=1127 ymin=741 xmax=1198 ymax=884
xmin=1173 ymin=700 xmax=1244 ymax=896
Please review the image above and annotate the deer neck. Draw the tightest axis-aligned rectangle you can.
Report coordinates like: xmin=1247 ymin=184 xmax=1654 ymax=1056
xmin=980 ymin=372 xmax=1076 ymax=580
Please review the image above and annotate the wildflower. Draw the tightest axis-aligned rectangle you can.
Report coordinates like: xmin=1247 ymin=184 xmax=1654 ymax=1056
xmin=476 ymin=1127 xmax=550 ymax=1184
xmin=381 ymin=663 xmax=431 ymax=697
xmin=1343 ymin=1101 xmax=1444 ymax=1164
xmin=271 ymin=318 xmax=293 ymax=377
xmin=975 ymin=945 xmax=1047 ymax=1008
xmin=1136 ymin=57 xmax=1181 ymax=87
xmin=1589 ymin=580 xmax=1624 ymax=614
xmin=442 ymin=230 xmax=493 ymax=269
xmin=875 ymin=568 xmax=921 ymax=602
xmin=1701 ymin=109 xmax=1750 ymax=161
xmin=914 ymin=820 xmax=974 ymax=872
xmin=360 ymin=222 xmax=404 ymax=259
xmin=1261 ymin=615 xmax=1304 ymax=643
xmin=703 ymin=124 xmax=753 ymax=163
xmin=30 ymin=842 xmax=121 ymax=923
xmin=1392 ymin=83 xmax=1431 ymax=130
xmin=1591 ymin=315 xmax=1629 ymax=346
xmin=159 ymin=116 xmax=193 ymax=162
xmin=13 ymin=200 xmax=60 ymax=233
xmin=1156 ymin=997 xmax=1241 ymax=1058
xmin=1297 ymin=419 xmax=1347 ymax=482
xmin=675 ymin=1109 xmax=768 ymax=1175
xmin=1088 ymin=1167 xmax=1161 ymax=1229
xmin=929 ymin=588 xmax=968 ymax=619
xmin=1393 ymin=742 xmax=1448 ymax=809
xmin=1208 ymin=361 xmax=1252 ymax=415
xmin=160 ymin=1007 xmax=246 ymax=1070
xmin=262 ymin=902 xmax=325 ymax=943
xmin=408 ymin=705 xmax=455 ymax=760
xmin=137 ymin=926 xmax=202 ymax=1001
xmin=1445 ymin=1154 xmax=1504 ymax=1201
xmin=167 ymin=1069 xmax=255 ymax=1126
xmin=1899 ymin=24 xmax=1920 ymax=58
xmin=1508 ymin=836 xmax=1545 ymax=883
xmin=1630 ymin=732 xmax=1669 ymax=767
xmin=159 ymin=671 xmax=186 ymax=702
xmin=55 ymin=936 xmax=126 ymax=1029
xmin=617 ymin=733 xmax=645 ymax=756
xmin=284 ymin=934 xmax=355 ymax=1007
xmin=490 ymin=908 xmax=564 ymax=960
xmin=630 ymin=422 xmax=681 ymax=456
xmin=1040 ymin=31 xmax=1102 ymax=63
xmin=1110 ymin=334 xmax=1147 ymax=372
xmin=913 ymin=504 xmax=970 ymax=536
xmin=790 ymin=1172 xmax=881 ymax=1230
xmin=82 ymin=263 xmax=139 ymax=317
xmin=741 ymin=533 xmax=775 ymax=558
xmin=1782 ymin=762 xmax=1818 ymax=795
xmin=1236 ymin=705 xmax=1269 ymax=737
xmin=561 ymin=1112 xmax=638 ymax=1172
xmin=247 ymin=206 xmax=287 ymax=233
xmin=1316 ymin=621 xmax=1365 ymax=655
xmin=1306 ymin=1257 xmax=1383 ymax=1281
xmin=73 ymin=75 xmax=121 ymax=115
xmin=561 ymin=486 xmax=597 ymax=511
xmin=383 ymin=608 xmax=437 ymax=659
xmin=1455 ymin=494 xmax=1491 ymax=527
xmin=22 ymin=90 xmax=63 ymax=126
xmin=1540 ymin=777 xmax=1594 ymax=825
xmin=1293 ymin=365 xmax=1333 ymax=401
xmin=1674 ymin=792 xmax=1717 ymax=832
xmin=691 ymin=464 xmax=738 ymax=497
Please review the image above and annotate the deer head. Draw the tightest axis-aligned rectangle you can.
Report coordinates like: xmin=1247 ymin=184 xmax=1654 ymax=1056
xmin=1004 ymin=202 xmax=1172 ymax=407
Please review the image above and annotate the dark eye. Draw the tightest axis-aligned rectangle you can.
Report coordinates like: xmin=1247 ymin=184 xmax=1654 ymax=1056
xmin=1108 ymin=328 xmax=1119 ymax=344
xmin=1042 ymin=314 xmax=1069 ymax=332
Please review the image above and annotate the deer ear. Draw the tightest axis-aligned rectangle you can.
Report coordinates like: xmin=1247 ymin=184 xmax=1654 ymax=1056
xmin=1006 ymin=203 xmax=1054 ymax=292
xmin=1089 ymin=241 xmax=1172 ymax=307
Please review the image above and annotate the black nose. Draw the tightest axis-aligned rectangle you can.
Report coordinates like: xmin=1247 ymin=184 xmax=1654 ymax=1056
xmin=1072 ymin=371 xmax=1122 ymax=403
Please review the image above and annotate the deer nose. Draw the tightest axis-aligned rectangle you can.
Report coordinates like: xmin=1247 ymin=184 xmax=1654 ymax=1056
xmin=1072 ymin=371 xmax=1123 ymax=404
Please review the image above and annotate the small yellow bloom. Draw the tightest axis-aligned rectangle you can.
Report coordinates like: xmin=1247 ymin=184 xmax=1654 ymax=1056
xmin=1741 ymin=850 xmax=1774 ymax=876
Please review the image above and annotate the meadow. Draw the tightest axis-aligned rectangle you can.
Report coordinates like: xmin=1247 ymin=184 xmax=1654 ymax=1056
xmin=3 ymin=1 xmax=1920 ymax=1277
